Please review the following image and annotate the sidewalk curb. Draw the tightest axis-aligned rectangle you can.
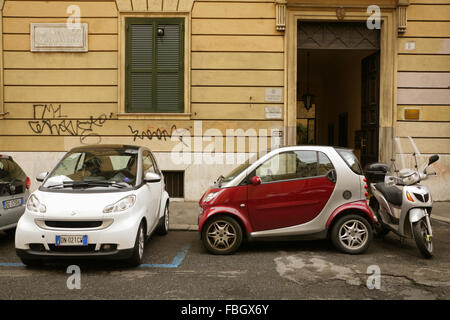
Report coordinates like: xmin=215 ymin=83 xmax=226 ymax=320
xmin=432 ymin=215 xmax=450 ymax=223
xmin=169 ymin=224 xmax=198 ymax=231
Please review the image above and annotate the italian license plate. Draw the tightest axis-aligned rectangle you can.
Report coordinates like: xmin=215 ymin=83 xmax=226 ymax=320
xmin=2 ymin=198 xmax=23 ymax=210
xmin=55 ymin=235 xmax=88 ymax=246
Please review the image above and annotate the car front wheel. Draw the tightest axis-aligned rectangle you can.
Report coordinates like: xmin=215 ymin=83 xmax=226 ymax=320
xmin=126 ymin=221 xmax=146 ymax=267
xmin=156 ymin=204 xmax=169 ymax=236
xmin=201 ymin=216 xmax=243 ymax=255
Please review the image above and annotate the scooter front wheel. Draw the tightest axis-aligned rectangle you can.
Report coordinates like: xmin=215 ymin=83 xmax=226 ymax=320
xmin=412 ymin=218 xmax=433 ymax=259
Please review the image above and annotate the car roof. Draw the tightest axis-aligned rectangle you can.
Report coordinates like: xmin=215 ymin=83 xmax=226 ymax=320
xmin=272 ymin=145 xmax=353 ymax=153
xmin=0 ymin=154 xmax=13 ymax=160
xmin=69 ymin=144 xmax=143 ymax=152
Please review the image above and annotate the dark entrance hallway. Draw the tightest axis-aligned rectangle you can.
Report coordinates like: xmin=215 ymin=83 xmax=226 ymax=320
xmin=296 ymin=21 xmax=381 ymax=167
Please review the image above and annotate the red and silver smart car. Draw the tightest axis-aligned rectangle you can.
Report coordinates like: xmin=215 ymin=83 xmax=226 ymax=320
xmin=198 ymin=146 xmax=375 ymax=255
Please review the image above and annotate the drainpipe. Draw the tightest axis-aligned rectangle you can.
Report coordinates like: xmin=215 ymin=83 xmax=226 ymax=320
xmin=0 ymin=0 xmax=5 ymax=118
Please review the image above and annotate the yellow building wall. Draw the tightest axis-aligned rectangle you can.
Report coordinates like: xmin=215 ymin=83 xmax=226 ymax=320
xmin=395 ymin=1 xmax=450 ymax=200
xmin=0 ymin=0 xmax=284 ymax=153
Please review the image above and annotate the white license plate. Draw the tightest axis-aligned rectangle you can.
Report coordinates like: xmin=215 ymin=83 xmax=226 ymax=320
xmin=55 ymin=235 xmax=87 ymax=246
xmin=2 ymin=198 xmax=23 ymax=210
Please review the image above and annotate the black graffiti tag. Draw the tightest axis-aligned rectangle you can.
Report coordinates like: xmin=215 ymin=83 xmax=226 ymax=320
xmin=28 ymin=104 xmax=113 ymax=144
xmin=128 ymin=124 xmax=178 ymax=142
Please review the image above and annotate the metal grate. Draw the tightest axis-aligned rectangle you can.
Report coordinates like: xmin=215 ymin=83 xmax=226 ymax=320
xmin=163 ymin=170 xmax=184 ymax=198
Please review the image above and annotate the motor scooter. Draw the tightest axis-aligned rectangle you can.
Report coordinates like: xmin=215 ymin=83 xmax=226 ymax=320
xmin=366 ymin=153 xmax=439 ymax=258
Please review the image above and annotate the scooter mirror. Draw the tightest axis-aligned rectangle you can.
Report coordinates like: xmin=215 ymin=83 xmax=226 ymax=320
xmin=428 ymin=155 xmax=439 ymax=166
xmin=385 ymin=176 xmax=395 ymax=187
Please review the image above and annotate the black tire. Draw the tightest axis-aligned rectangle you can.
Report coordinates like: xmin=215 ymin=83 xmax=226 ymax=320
xmin=330 ymin=214 xmax=373 ymax=254
xmin=126 ymin=221 xmax=146 ymax=267
xmin=412 ymin=218 xmax=433 ymax=259
xmin=369 ymin=197 xmax=390 ymax=238
xmin=3 ymin=228 xmax=15 ymax=236
xmin=20 ymin=258 xmax=42 ymax=268
xmin=201 ymin=215 xmax=243 ymax=255
xmin=2 ymin=229 xmax=16 ymax=239
xmin=374 ymin=222 xmax=390 ymax=238
xmin=156 ymin=204 xmax=169 ymax=236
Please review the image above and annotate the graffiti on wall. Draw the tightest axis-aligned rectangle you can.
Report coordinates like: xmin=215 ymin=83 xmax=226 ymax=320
xmin=128 ymin=124 xmax=179 ymax=142
xmin=28 ymin=104 xmax=113 ymax=144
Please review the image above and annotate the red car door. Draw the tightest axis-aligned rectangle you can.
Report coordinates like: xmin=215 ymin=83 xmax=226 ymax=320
xmin=247 ymin=151 xmax=335 ymax=232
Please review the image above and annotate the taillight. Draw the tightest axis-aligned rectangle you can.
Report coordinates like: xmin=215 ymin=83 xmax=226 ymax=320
xmin=26 ymin=177 xmax=30 ymax=190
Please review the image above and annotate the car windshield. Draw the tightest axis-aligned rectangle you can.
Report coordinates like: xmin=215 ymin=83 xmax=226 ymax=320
xmin=0 ymin=158 xmax=26 ymax=183
xmin=337 ymin=149 xmax=362 ymax=175
xmin=43 ymin=148 xmax=138 ymax=189
xmin=219 ymin=153 xmax=261 ymax=185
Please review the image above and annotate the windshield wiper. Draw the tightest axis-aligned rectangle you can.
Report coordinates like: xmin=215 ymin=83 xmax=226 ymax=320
xmin=90 ymin=181 xmax=128 ymax=188
xmin=46 ymin=181 xmax=87 ymax=189
xmin=47 ymin=181 xmax=127 ymax=189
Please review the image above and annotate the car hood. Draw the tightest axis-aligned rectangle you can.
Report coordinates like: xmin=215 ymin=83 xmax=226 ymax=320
xmin=32 ymin=189 xmax=135 ymax=219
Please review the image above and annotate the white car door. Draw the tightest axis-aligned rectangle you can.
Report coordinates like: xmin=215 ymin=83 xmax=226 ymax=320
xmin=142 ymin=151 xmax=162 ymax=230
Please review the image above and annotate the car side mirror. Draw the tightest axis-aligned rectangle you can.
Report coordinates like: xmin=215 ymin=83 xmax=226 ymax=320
xmin=250 ymin=176 xmax=261 ymax=186
xmin=428 ymin=155 xmax=439 ymax=166
xmin=144 ymin=172 xmax=161 ymax=183
xmin=326 ymin=169 xmax=337 ymax=183
xmin=36 ymin=172 xmax=48 ymax=182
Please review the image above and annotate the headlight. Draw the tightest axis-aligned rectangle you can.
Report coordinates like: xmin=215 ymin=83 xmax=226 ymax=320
xmin=26 ymin=194 xmax=46 ymax=213
xmin=103 ymin=195 xmax=136 ymax=213
xmin=203 ymin=191 xmax=220 ymax=203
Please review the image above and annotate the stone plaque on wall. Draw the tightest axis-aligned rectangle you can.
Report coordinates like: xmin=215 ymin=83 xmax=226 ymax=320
xmin=31 ymin=23 xmax=88 ymax=52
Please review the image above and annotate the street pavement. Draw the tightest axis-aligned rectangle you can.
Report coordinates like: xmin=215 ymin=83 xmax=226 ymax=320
xmin=0 ymin=218 xmax=449 ymax=300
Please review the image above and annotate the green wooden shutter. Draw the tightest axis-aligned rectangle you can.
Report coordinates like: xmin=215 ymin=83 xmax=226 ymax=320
xmin=126 ymin=18 xmax=184 ymax=113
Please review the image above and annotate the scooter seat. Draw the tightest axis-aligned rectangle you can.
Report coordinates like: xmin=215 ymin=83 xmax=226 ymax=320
xmin=375 ymin=183 xmax=403 ymax=207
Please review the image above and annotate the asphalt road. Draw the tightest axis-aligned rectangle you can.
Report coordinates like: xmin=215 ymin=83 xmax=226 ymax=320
xmin=0 ymin=220 xmax=449 ymax=300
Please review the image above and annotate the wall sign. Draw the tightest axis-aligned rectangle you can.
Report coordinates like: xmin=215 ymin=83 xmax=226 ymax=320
xmin=265 ymin=106 xmax=282 ymax=119
xmin=404 ymin=41 xmax=415 ymax=51
xmin=265 ymin=88 xmax=283 ymax=102
xmin=30 ymin=23 xmax=88 ymax=52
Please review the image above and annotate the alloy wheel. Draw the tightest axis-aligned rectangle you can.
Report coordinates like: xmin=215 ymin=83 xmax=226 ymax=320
xmin=419 ymin=220 xmax=433 ymax=253
xmin=138 ymin=226 xmax=145 ymax=259
xmin=164 ymin=206 xmax=169 ymax=231
xmin=206 ymin=220 xmax=237 ymax=251
xmin=338 ymin=219 xmax=369 ymax=251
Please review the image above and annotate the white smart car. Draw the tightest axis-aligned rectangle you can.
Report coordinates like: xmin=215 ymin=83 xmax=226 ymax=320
xmin=15 ymin=145 xmax=170 ymax=267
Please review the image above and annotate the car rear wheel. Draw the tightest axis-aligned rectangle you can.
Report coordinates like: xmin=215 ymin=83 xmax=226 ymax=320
xmin=330 ymin=214 xmax=373 ymax=254
xmin=202 ymin=216 xmax=243 ymax=255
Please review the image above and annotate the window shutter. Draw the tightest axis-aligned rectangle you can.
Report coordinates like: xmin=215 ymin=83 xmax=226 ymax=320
xmin=156 ymin=22 xmax=184 ymax=113
xmin=126 ymin=19 xmax=184 ymax=113
xmin=127 ymin=23 xmax=154 ymax=112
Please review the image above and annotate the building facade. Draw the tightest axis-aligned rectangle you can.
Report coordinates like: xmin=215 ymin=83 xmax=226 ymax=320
xmin=0 ymin=0 xmax=449 ymax=201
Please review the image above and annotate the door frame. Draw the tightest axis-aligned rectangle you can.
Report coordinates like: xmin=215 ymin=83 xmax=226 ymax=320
xmin=285 ymin=6 xmax=397 ymax=164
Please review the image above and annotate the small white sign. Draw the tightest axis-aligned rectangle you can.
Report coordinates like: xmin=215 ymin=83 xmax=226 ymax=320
xmin=265 ymin=106 xmax=282 ymax=119
xmin=31 ymin=23 xmax=88 ymax=52
xmin=404 ymin=41 xmax=415 ymax=51
xmin=265 ymin=88 xmax=283 ymax=102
